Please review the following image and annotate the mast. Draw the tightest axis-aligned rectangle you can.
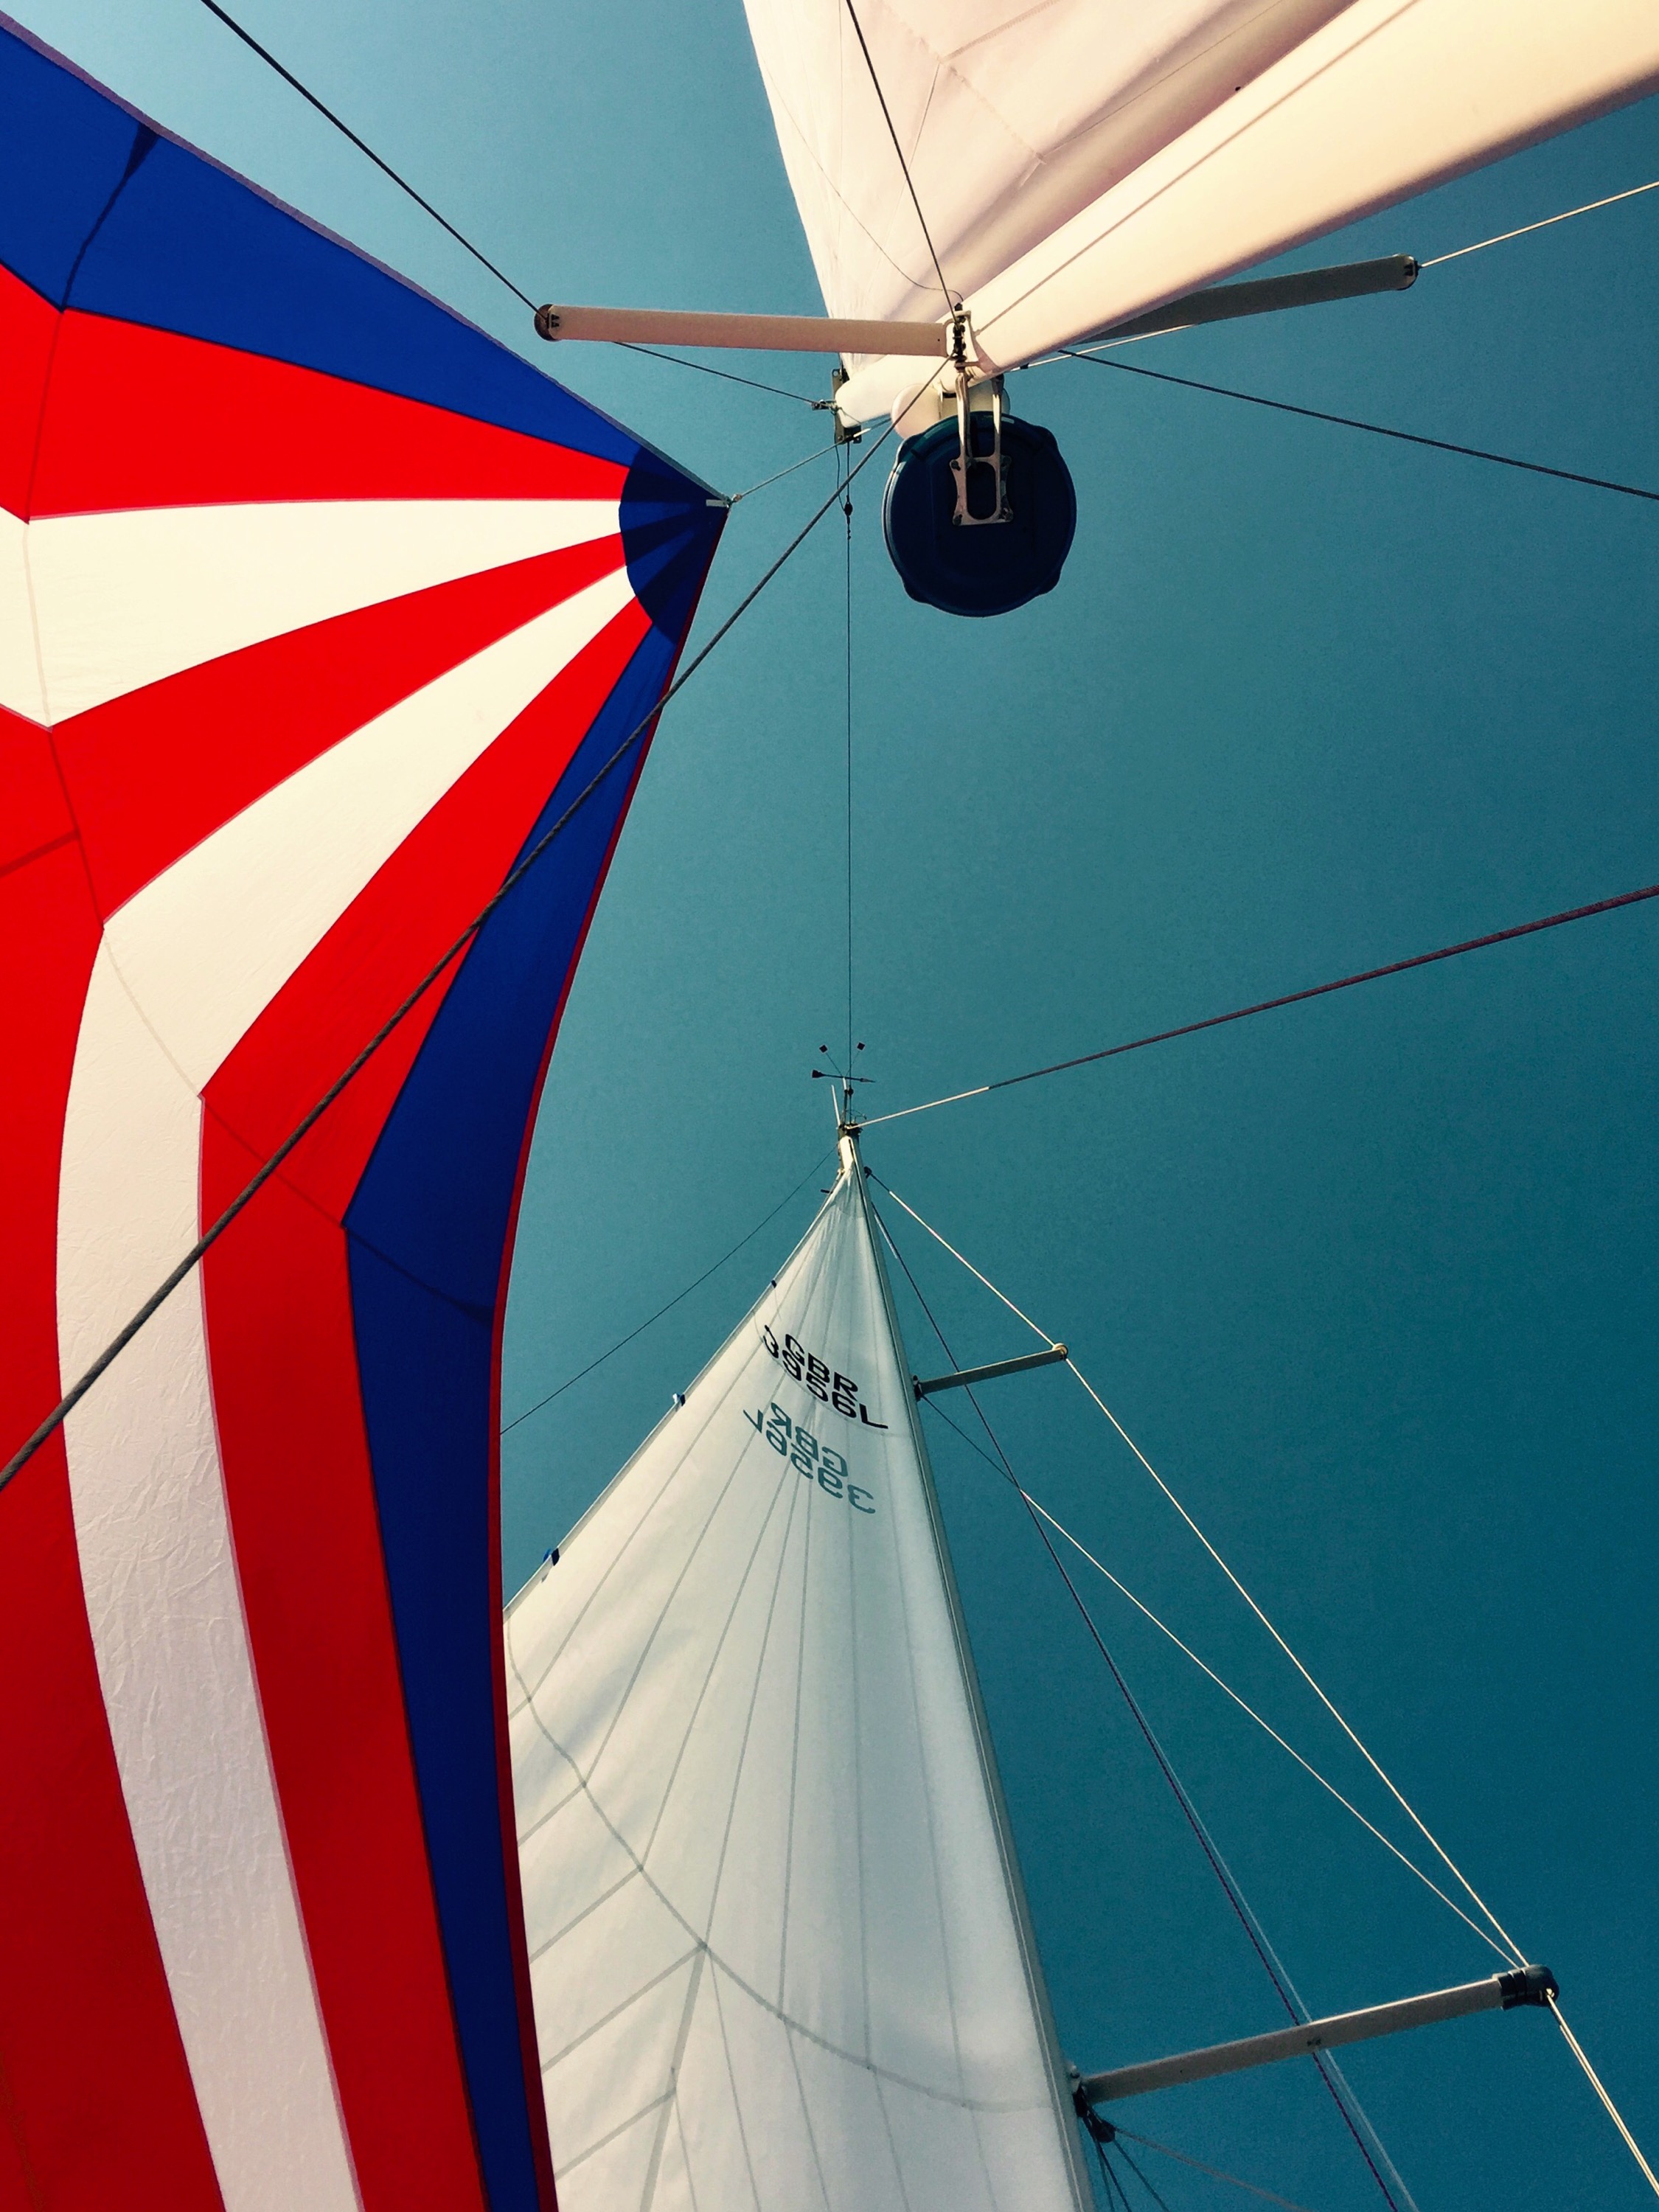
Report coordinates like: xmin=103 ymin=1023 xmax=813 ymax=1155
xmin=838 ymin=1115 xmax=1093 ymax=2206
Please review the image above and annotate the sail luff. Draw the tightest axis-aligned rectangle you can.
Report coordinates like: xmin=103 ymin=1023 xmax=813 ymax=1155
xmin=841 ymin=1127 xmax=1094 ymax=2208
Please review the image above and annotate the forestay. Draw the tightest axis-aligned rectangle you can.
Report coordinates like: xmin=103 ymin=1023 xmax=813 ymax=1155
xmin=743 ymin=0 xmax=1659 ymax=425
xmin=507 ymin=1133 xmax=1088 ymax=2211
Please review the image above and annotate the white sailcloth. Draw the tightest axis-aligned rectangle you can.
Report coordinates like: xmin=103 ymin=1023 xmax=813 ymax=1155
xmin=743 ymin=0 xmax=1659 ymax=424
xmin=507 ymin=1134 xmax=1088 ymax=2211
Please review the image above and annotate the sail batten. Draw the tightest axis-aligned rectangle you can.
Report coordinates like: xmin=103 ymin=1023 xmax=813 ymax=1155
xmin=509 ymin=1138 xmax=1088 ymax=2209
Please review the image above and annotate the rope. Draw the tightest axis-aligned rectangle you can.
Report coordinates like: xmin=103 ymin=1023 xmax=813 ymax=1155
xmin=196 ymin=0 xmax=535 ymax=307
xmin=499 ymin=1152 xmax=832 ymax=1435
xmin=842 ymin=0 xmax=954 ymax=314
xmin=1114 ymin=2126 xmax=1322 ymax=2212
xmin=1063 ymin=352 xmax=1659 ymax=504
xmin=870 ymin=1175 xmax=1528 ymax=1968
xmin=844 ymin=446 xmax=855 ymax=1076
xmin=870 ymin=1201 xmax=1411 ymax=2211
xmin=1548 ymin=1999 xmax=1659 ymax=2199
xmin=883 ymin=1180 xmax=1659 ymax=2205
xmin=617 ymin=343 xmax=822 ymax=408
xmin=0 ymin=432 xmax=893 ymax=1500
xmin=1114 ymin=2139 xmax=1177 ymax=2212
xmin=725 ymin=445 xmax=838 ymax=505
xmin=919 ymin=1391 xmax=1508 ymax=1956
xmin=195 ymin=1 xmax=819 ymax=410
xmin=858 ymin=877 xmax=1659 ymax=1128
xmin=1423 ymin=177 xmax=1659 ymax=265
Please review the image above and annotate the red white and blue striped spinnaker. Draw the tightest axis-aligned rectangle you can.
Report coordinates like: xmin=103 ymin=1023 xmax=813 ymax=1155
xmin=0 ymin=19 xmax=722 ymax=2208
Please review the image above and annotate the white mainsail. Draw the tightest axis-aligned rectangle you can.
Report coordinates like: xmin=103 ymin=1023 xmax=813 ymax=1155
xmin=742 ymin=0 xmax=1659 ymax=425
xmin=507 ymin=1130 xmax=1088 ymax=2210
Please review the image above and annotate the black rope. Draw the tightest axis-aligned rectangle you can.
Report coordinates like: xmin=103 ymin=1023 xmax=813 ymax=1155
xmin=0 ymin=431 xmax=893 ymax=1500
xmin=1067 ymin=350 xmax=1659 ymax=505
xmin=500 ymin=1152 xmax=832 ymax=1435
xmin=842 ymin=0 xmax=954 ymax=313
xmin=844 ymin=446 xmax=855 ymax=1074
xmin=875 ymin=1207 xmax=1402 ymax=2211
xmin=195 ymin=1 xmax=819 ymax=408
xmin=1116 ymin=2140 xmax=1177 ymax=2212
xmin=195 ymin=0 xmax=536 ymax=307
xmin=862 ymin=876 xmax=1659 ymax=1127
xmin=617 ymin=341 xmax=821 ymax=408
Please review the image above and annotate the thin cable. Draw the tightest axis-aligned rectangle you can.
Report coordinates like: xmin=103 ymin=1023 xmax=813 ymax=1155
xmin=1423 ymin=177 xmax=1659 ymax=265
xmin=919 ymin=1391 xmax=1506 ymax=1957
xmin=870 ymin=1203 xmax=1407 ymax=2211
xmin=726 ymin=445 xmax=838 ymax=505
xmin=195 ymin=2 xmax=824 ymax=414
xmin=1548 ymin=1999 xmax=1659 ymax=2199
xmin=1114 ymin=2140 xmax=1176 ymax=2212
xmin=196 ymin=0 xmax=535 ymax=307
xmin=1 ymin=432 xmax=893 ymax=1499
xmin=500 ymin=1152 xmax=831 ymax=1435
xmin=844 ymin=445 xmax=855 ymax=1076
xmin=859 ymin=877 xmax=1659 ymax=1128
xmin=617 ymin=341 xmax=823 ymax=407
xmin=1065 ymin=351 xmax=1659 ymax=505
xmin=842 ymin=0 xmax=954 ymax=312
xmin=874 ymin=1175 xmax=1526 ymax=1965
xmin=1115 ymin=2128 xmax=1321 ymax=2212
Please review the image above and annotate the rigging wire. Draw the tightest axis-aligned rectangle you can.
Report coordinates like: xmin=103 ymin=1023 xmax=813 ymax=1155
xmin=874 ymin=1174 xmax=1526 ymax=1965
xmin=881 ymin=1178 xmax=1659 ymax=2204
xmin=1548 ymin=2002 xmax=1659 ymax=2199
xmin=1113 ymin=2138 xmax=1177 ymax=2212
xmin=1062 ymin=350 xmax=1659 ymax=504
xmin=0 ymin=431 xmax=894 ymax=1500
xmin=195 ymin=0 xmax=535 ymax=307
xmin=194 ymin=0 xmax=818 ymax=407
xmin=918 ymin=1391 xmax=1509 ymax=1957
xmin=1113 ymin=2126 xmax=1322 ymax=2212
xmin=858 ymin=876 xmax=1659 ymax=1129
xmin=842 ymin=0 xmax=956 ymax=314
xmin=844 ymin=443 xmax=856 ymax=1075
xmin=616 ymin=342 xmax=823 ymax=407
xmin=870 ymin=1200 xmax=1413 ymax=2212
xmin=499 ymin=1151 xmax=832 ymax=1436
xmin=725 ymin=443 xmax=838 ymax=506
xmin=1423 ymin=175 xmax=1659 ymax=265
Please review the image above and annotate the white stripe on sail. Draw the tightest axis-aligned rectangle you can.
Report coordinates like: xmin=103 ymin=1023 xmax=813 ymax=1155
xmin=55 ymin=567 xmax=636 ymax=2209
xmin=100 ymin=567 xmax=635 ymax=1089
xmin=23 ymin=495 xmax=619 ymax=722
xmin=508 ymin=1161 xmax=1088 ymax=2211
xmin=0 ymin=506 xmax=47 ymax=723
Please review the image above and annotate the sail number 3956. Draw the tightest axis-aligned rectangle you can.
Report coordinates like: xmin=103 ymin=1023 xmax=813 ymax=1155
xmin=745 ymin=1403 xmax=875 ymax=1514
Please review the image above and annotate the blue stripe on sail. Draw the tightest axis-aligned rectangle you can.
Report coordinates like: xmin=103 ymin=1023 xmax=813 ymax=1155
xmin=344 ymin=607 xmax=698 ymax=2211
xmin=0 ymin=14 xmax=649 ymax=467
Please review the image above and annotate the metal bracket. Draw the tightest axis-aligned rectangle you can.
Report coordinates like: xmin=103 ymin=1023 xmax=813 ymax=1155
xmin=949 ymin=371 xmax=1010 ymax=528
xmin=943 ymin=307 xmax=1009 ymax=527
xmin=830 ymin=366 xmax=862 ymax=445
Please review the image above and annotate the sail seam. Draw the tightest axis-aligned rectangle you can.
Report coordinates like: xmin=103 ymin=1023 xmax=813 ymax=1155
xmin=509 ymin=1697 xmax=1057 ymax=2112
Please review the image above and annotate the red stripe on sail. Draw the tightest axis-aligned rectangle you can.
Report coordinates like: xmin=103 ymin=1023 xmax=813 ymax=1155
xmin=197 ymin=598 xmax=649 ymax=2207
xmin=0 ymin=787 xmax=223 ymax=2209
xmin=56 ymin=532 xmax=627 ymax=918
xmin=32 ymin=307 xmax=627 ymax=516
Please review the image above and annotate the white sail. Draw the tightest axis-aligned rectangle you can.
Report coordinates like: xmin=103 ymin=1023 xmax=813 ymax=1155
xmin=507 ymin=1131 xmax=1088 ymax=2211
xmin=743 ymin=0 xmax=1659 ymax=424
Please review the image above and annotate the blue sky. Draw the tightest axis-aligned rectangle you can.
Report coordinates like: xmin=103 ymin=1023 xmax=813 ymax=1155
xmin=17 ymin=4 xmax=1659 ymax=2204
